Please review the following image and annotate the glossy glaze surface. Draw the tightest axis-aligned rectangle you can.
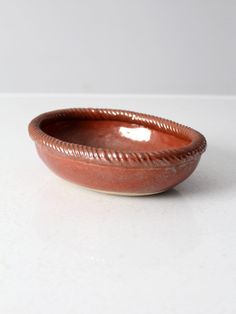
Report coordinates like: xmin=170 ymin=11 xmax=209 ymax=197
xmin=42 ymin=120 xmax=190 ymax=152
xmin=29 ymin=108 xmax=207 ymax=195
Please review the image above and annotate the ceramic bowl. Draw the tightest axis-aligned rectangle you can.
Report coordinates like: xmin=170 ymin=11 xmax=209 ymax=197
xmin=28 ymin=108 xmax=207 ymax=195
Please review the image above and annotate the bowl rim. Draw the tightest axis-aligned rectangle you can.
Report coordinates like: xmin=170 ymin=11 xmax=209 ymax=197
xmin=28 ymin=108 xmax=207 ymax=168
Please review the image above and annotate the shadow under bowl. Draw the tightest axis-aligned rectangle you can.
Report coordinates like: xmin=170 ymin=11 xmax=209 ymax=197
xmin=28 ymin=108 xmax=207 ymax=195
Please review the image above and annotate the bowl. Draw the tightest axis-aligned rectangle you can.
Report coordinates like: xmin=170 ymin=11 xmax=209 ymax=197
xmin=28 ymin=108 xmax=207 ymax=195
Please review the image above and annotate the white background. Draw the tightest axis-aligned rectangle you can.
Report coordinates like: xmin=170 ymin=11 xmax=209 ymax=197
xmin=0 ymin=0 xmax=235 ymax=94
xmin=0 ymin=95 xmax=236 ymax=314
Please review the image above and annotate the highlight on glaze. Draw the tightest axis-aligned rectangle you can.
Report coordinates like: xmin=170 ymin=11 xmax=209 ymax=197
xmin=119 ymin=126 xmax=152 ymax=142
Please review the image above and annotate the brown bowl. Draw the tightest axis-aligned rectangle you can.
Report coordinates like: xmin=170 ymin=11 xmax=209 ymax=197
xmin=28 ymin=108 xmax=207 ymax=195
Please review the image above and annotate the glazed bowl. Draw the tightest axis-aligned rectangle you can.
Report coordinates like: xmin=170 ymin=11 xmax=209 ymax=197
xmin=28 ymin=108 xmax=207 ymax=195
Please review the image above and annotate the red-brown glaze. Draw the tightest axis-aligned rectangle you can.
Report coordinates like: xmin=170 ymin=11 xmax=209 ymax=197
xmin=42 ymin=120 xmax=190 ymax=152
xmin=37 ymin=145 xmax=200 ymax=194
xmin=29 ymin=108 xmax=207 ymax=195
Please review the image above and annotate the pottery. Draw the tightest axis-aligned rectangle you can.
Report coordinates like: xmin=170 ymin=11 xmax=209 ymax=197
xmin=28 ymin=108 xmax=207 ymax=195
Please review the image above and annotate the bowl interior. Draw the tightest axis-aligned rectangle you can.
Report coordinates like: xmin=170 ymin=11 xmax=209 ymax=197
xmin=41 ymin=119 xmax=191 ymax=152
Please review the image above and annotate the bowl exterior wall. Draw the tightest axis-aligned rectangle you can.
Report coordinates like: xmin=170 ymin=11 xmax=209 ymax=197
xmin=36 ymin=144 xmax=200 ymax=195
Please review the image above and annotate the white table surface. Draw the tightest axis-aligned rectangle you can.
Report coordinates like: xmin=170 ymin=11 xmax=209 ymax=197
xmin=0 ymin=94 xmax=236 ymax=314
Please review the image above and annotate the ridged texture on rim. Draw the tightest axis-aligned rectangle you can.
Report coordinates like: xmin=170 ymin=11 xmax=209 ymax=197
xmin=28 ymin=108 xmax=207 ymax=168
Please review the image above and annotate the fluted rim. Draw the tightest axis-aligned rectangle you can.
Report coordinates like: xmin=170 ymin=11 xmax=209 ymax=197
xmin=28 ymin=108 xmax=207 ymax=168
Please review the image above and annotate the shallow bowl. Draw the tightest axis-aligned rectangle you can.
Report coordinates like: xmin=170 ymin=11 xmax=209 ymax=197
xmin=28 ymin=108 xmax=207 ymax=195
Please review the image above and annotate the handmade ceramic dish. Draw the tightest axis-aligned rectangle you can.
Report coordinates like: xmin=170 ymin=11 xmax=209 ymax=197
xmin=28 ymin=108 xmax=207 ymax=195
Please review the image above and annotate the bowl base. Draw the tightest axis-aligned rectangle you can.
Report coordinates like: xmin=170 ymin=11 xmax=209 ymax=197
xmin=84 ymin=186 xmax=168 ymax=196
